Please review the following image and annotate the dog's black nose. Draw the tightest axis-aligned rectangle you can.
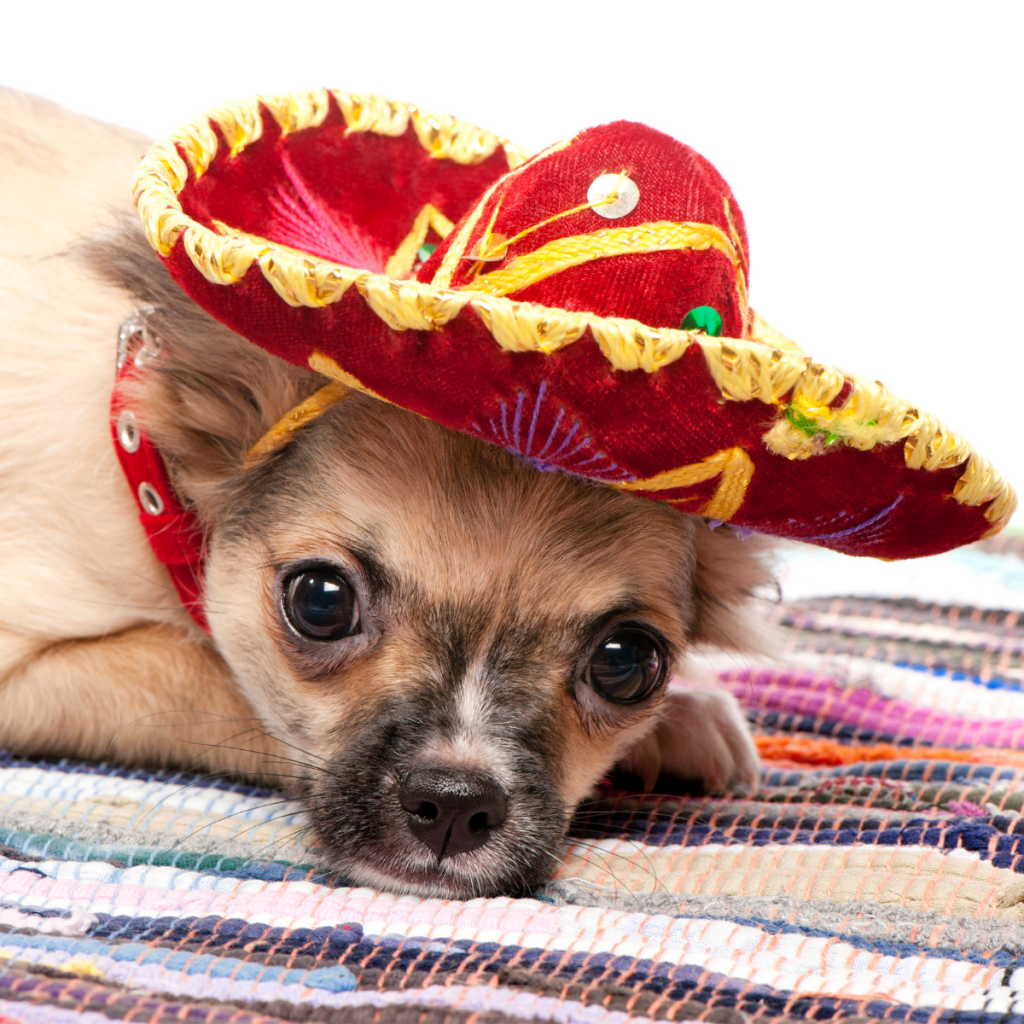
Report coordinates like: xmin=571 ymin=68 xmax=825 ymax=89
xmin=399 ymin=767 xmax=508 ymax=861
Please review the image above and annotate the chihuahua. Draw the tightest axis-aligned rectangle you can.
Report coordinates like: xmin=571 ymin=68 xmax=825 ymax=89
xmin=0 ymin=89 xmax=770 ymax=897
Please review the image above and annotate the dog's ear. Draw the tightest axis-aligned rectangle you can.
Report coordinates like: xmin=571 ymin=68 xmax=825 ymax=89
xmin=80 ymin=218 xmax=321 ymax=521
xmin=689 ymin=524 xmax=777 ymax=653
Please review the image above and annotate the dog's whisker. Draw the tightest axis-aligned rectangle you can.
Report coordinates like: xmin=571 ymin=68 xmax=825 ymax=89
xmin=540 ymin=833 xmax=673 ymax=900
xmin=178 ymin=717 xmax=334 ymax=770
xmin=179 ymin=738 xmax=341 ymax=784
xmin=128 ymin=770 xmax=272 ymax=835
xmin=240 ymin=824 xmax=321 ymax=865
xmin=162 ymin=802 xmax=306 ymax=854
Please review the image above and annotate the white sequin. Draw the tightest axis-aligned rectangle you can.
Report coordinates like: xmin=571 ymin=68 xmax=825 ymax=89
xmin=587 ymin=173 xmax=640 ymax=218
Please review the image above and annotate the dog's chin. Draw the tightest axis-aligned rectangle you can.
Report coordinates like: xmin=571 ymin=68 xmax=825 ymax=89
xmin=335 ymin=851 xmax=554 ymax=899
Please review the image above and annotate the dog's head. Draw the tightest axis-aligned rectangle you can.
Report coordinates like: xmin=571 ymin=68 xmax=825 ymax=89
xmin=90 ymin=224 xmax=772 ymax=897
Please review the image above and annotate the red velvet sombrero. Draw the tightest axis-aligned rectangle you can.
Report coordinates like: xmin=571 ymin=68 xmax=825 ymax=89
xmin=131 ymin=88 xmax=1016 ymax=573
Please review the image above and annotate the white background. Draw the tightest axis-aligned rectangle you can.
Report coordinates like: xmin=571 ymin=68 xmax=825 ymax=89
xmin=4 ymin=1 xmax=1022 ymax=525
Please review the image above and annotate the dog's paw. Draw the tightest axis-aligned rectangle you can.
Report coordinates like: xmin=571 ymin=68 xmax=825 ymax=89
xmin=618 ymin=683 xmax=760 ymax=794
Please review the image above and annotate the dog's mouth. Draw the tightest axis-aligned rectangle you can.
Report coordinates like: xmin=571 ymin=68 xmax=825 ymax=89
xmin=303 ymin=758 xmax=568 ymax=898
xmin=338 ymin=839 xmax=556 ymax=900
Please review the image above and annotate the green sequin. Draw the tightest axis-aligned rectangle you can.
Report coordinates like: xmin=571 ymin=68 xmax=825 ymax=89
xmin=784 ymin=406 xmax=842 ymax=445
xmin=680 ymin=305 xmax=723 ymax=337
xmin=417 ymin=243 xmax=437 ymax=264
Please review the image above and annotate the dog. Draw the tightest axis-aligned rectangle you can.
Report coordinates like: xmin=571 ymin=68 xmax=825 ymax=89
xmin=0 ymin=88 xmax=772 ymax=898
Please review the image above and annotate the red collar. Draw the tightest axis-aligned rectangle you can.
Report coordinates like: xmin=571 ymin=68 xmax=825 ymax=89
xmin=111 ymin=314 xmax=209 ymax=632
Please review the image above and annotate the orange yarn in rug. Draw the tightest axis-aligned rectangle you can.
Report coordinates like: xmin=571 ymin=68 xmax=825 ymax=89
xmin=755 ymin=735 xmax=1024 ymax=767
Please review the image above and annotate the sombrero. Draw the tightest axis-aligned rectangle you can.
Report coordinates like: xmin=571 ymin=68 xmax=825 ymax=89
xmin=121 ymin=88 xmax=1016 ymax=627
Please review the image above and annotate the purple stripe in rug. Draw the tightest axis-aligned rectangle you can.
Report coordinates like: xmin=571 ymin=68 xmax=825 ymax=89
xmin=715 ymin=668 xmax=1024 ymax=747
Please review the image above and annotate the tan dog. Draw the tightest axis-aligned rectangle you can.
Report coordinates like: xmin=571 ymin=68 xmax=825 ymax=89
xmin=0 ymin=89 xmax=771 ymax=897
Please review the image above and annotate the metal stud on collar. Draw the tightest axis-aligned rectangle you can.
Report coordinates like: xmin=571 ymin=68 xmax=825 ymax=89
xmin=117 ymin=309 xmax=163 ymax=370
xmin=116 ymin=409 xmax=140 ymax=453
xmin=137 ymin=482 xmax=165 ymax=516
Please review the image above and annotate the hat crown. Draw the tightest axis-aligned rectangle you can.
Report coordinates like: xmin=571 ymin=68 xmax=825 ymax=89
xmin=422 ymin=121 xmax=750 ymax=339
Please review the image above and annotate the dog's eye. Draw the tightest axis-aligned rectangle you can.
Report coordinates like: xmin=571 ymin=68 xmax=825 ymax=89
xmin=283 ymin=569 xmax=360 ymax=642
xmin=587 ymin=629 xmax=664 ymax=704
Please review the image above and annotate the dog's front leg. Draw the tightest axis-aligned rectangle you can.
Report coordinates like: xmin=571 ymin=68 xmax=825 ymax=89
xmin=0 ymin=625 xmax=286 ymax=780
xmin=617 ymin=682 xmax=760 ymax=794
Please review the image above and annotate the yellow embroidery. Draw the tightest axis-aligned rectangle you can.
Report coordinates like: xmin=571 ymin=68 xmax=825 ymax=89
xmin=308 ymin=351 xmax=394 ymax=404
xmin=612 ymin=447 xmax=755 ymax=522
xmin=722 ymin=196 xmax=749 ymax=324
xmin=463 ymin=171 xmax=633 ymax=265
xmin=384 ymin=204 xmax=455 ymax=280
xmin=723 ymin=196 xmax=746 ymax=265
xmin=243 ymin=380 xmax=351 ymax=467
xmin=430 ymin=138 xmax=573 ymax=289
xmin=466 ymin=195 xmax=508 ymax=261
xmin=430 ymin=178 xmax=504 ymax=289
xmin=463 ymin=221 xmax=740 ymax=298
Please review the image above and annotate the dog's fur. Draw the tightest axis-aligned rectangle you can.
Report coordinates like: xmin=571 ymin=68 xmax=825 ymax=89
xmin=0 ymin=89 xmax=774 ymax=897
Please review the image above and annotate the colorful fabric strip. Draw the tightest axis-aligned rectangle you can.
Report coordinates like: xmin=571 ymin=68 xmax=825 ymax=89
xmin=720 ymin=669 xmax=1024 ymax=747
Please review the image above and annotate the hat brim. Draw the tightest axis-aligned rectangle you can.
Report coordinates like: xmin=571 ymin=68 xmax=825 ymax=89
xmin=133 ymin=88 xmax=1017 ymax=559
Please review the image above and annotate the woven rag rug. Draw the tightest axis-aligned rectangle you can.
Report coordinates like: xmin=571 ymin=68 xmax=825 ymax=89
xmin=1 ymin=537 xmax=1023 ymax=1024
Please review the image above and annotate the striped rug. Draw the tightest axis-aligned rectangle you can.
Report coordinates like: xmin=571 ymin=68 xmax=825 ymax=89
xmin=0 ymin=535 xmax=1021 ymax=1024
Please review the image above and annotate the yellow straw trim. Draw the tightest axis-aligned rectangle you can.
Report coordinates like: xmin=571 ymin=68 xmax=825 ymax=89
xmin=612 ymin=447 xmax=754 ymax=522
xmin=383 ymin=204 xmax=455 ymax=280
xmin=242 ymin=380 xmax=351 ymax=467
xmin=747 ymin=309 xmax=805 ymax=356
xmin=133 ymin=88 xmax=527 ymax=258
xmin=134 ymin=91 xmax=1018 ymax=533
xmin=463 ymin=221 xmax=740 ymax=298
xmin=954 ymin=452 xmax=1018 ymax=530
